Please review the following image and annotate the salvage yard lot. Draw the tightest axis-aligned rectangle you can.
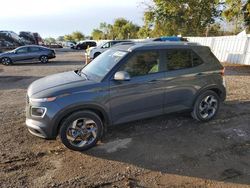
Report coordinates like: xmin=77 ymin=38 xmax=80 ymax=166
xmin=0 ymin=49 xmax=250 ymax=188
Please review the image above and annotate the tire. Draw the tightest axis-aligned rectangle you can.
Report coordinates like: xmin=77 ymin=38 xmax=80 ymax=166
xmin=191 ymin=90 xmax=220 ymax=122
xmin=94 ymin=52 xmax=101 ymax=59
xmin=1 ymin=57 xmax=12 ymax=65
xmin=39 ymin=55 xmax=49 ymax=63
xmin=77 ymin=46 xmax=81 ymax=50
xmin=59 ymin=111 xmax=103 ymax=151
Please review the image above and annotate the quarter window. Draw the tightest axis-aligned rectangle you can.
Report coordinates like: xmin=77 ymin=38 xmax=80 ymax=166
xmin=119 ymin=51 xmax=160 ymax=77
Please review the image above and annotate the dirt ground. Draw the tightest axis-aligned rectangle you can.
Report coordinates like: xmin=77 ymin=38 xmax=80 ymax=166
xmin=0 ymin=49 xmax=250 ymax=188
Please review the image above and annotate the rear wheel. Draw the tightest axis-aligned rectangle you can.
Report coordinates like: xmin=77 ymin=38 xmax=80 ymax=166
xmin=59 ymin=111 xmax=103 ymax=151
xmin=1 ymin=57 xmax=12 ymax=65
xmin=191 ymin=90 xmax=220 ymax=122
xmin=40 ymin=55 xmax=48 ymax=63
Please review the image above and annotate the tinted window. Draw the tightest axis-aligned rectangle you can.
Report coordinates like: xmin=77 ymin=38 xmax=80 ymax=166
xmin=119 ymin=51 xmax=160 ymax=77
xmin=29 ymin=47 xmax=40 ymax=52
xmin=166 ymin=50 xmax=192 ymax=71
xmin=192 ymin=51 xmax=203 ymax=66
xmin=166 ymin=49 xmax=204 ymax=71
xmin=16 ymin=47 xmax=28 ymax=53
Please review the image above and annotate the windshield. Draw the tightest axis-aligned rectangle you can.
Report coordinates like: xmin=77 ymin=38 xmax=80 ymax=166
xmin=82 ymin=49 xmax=128 ymax=81
xmin=97 ymin=41 xmax=108 ymax=47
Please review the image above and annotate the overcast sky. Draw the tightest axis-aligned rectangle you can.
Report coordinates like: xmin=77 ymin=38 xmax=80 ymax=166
xmin=0 ymin=0 xmax=145 ymax=38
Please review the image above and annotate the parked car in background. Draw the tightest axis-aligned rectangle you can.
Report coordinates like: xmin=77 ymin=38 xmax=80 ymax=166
xmin=86 ymin=40 xmax=131 ymax=60
xmin=0 ymin=45 xmax=55 ymax=65
xmin=72 ymin=41 xmax=96 ymax=50
xmin=63 ymin=41 xmax=76 ymax=48
xmin=25 ymin=42 xmax=226 ymax=151
xmin=33 ymin=32 xmax=44 ymax=45
xmin=0 ymin=30 xmax=25 ymax=46
xmin=44 ymin=43 xmax=63 ymax=49
xmin=19 ymin=31 xmax=37 ymax=45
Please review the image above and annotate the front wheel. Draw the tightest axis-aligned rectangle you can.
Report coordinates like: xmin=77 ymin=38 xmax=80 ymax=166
xmin=59 ymin=111 xmax=103 ymax=151
xmin=40 ymin=55 xmax=49 ymax=63
xmin=1 ymin=57 xmax=12 ymax=65
xmin=191 ymin=90 xmax=220 ymax=122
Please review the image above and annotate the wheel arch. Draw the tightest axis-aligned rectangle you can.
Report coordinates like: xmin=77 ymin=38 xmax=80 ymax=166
xmin=192 ymin=85 xmax=226 ymax=107
xmin=52 ymin=104 xmax=111 ymax=138
xmin=1 ymin=56 xmax=12 ymax=62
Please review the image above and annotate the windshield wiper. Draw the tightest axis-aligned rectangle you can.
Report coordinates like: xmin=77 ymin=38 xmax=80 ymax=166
xmin=79 ymin=70 xmax=89 ymax=80
xmin=75 ymin=68 xmax=88 ymax=79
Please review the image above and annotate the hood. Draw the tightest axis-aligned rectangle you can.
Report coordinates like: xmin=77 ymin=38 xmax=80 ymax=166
xmin=0 ymin=51 xmax=13 ymax=56
xmin=28 ymin=71 xmax=87 ymax=97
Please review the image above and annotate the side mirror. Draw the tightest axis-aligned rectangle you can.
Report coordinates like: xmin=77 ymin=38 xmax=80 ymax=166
xmin=114 ymin=71 xmax=130 ymax=81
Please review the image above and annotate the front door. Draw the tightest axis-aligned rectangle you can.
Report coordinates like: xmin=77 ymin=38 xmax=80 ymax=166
xmin=109 ymin=50 xmax=166 ymax=125
xmin=14 ymin=47 xmax=33 ymax=62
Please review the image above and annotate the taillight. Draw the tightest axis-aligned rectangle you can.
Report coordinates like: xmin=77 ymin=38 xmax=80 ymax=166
xmin=221 ymin=67 xmax=225 ymax=76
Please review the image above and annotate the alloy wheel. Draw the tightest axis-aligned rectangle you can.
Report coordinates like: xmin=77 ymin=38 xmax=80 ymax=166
xmin=198 ymin=95 xmax=218 ymax=119
xmin=66 ymin=118 xmax=98 ymax=148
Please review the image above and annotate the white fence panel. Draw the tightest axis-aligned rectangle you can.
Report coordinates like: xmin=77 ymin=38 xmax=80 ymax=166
xmin=243 ymin=38 xmax=250 ymax=65
xmin=188 ymin=36 xmax=249 ymax=65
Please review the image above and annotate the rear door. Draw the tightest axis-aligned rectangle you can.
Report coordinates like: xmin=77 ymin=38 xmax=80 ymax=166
xmin=163 ymin=48 xmax=204 ymax=112
xmin=109 ymin=50 xmax=166 ymax=124
xmin=28 ymin=46 xmax=41 ymax=60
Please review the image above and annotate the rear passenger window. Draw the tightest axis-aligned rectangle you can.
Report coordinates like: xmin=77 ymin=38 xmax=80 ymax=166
xmin=29 ymin=47 xmax=40 ymax=52
xmin=166 ymin=49 xmax=203 ymax=71
xmin=166 ymin=50 xmax=192 ymax=70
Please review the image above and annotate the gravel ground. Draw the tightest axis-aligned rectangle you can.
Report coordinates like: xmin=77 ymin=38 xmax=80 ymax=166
xmin=0 ymin=49 xmax=250 ymax=188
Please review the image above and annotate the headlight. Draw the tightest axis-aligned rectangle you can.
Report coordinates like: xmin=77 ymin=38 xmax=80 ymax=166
xmin=31 ymin=107 xmax=47 ymax=118
xmin=30 ymin=97 xmax=56 ymax=103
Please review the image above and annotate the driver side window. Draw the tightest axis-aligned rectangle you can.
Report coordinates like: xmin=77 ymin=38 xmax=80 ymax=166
xmin=16 ymin=47 xmax=28 ymax=54
xmin=119 ymin=51 xmax=160 ymax=77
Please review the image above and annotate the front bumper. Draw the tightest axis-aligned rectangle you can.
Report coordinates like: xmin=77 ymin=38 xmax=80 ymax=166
xmin=25 ymin=99 xmax=61 ymax=139
xmin=26 ymin=118 xmax=50 ymax=138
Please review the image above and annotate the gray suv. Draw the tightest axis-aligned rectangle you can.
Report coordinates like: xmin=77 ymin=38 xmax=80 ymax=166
xmin=26 ymin=42 xmax=226 ymax=151
xmin=0 ymin=45 xmax=56 ymax=65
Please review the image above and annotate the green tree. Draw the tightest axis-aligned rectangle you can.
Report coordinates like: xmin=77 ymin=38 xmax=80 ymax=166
xmin=223 ymin=0 xmax=244 ymax=34
xmin=57 ymin=36 xmax=64 ymax=42
xmin=64 ymin=34 xmax=74 ymax=41
xmin=71 ymin=31 xmax=85 ymax=41
xmin=142 ymin=0 xmax=222 ymax=37
xmin=243 ymin=0 xmax=250 ymax=32
xmin=91 ymin=29 xmax=104 ymax=40
xmin=44 ymin=37 xmax=56 ymax=44
xmin=112 ymin=18 xmax=140 ymax=39
xmin=91 ymin=18 xmax=140 ymax=40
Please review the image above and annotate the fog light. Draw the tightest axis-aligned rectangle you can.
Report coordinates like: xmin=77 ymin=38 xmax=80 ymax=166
xmin=31 ymin=107 xmax=47 ymax=118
